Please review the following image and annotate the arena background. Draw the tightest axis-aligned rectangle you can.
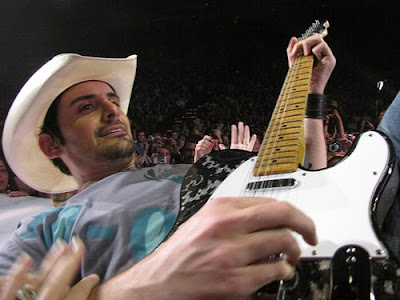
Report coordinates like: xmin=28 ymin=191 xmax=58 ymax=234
xmin=0 ymin=0 xmax=399 ymax=132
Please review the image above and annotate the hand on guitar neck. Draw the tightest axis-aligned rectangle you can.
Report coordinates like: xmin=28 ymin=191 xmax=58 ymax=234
xmin=287 ymin=34 xmax=336 ymax=95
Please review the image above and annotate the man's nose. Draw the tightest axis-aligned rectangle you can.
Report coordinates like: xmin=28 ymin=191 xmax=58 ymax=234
xmin=101 ymin=99 xmax=119 ymax=122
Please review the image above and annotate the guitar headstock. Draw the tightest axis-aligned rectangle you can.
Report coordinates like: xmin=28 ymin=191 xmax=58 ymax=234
xmin=299 ymin=20 xmax=329 ymax=41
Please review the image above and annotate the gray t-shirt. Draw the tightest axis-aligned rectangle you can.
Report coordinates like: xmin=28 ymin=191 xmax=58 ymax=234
xmin=0 ymin=164 xmax=190 ymax=281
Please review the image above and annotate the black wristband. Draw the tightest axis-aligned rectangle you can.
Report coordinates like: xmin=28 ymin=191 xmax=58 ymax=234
xmin=305 ymin=93 xmax=326 ymax=120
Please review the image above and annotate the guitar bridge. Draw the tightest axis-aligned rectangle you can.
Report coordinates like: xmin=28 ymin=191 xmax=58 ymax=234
xmin=246 ymin=178 xmax=297 ymax=191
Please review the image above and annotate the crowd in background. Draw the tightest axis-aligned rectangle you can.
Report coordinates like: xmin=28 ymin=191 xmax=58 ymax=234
xmin=0 ymin=62 xmax=390 ymax=198
xmin=128 ymin=63 xmax=387 ymax=168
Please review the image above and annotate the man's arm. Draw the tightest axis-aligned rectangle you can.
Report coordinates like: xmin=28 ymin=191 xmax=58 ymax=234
xmin=89 ymin=197 xmax=317 ymax=299
xmin=287 ymin=34 xmax=336 ymax=169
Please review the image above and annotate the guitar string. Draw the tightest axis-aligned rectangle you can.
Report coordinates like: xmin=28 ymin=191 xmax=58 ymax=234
xmin=266 ymin=55 xmax=300 ymax=200
xmin=242 ymin=53 xmax=299 ymax=198
xmin=242 ymin=28 xmax=314 ymax=200
xmin=254 ymin=54 xmax=300 ymax=199
xmin=254 ymin=48 xmax=310 ymax=202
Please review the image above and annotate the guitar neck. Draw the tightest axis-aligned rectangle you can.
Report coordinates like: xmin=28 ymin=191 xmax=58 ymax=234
xmin=253 ymin=55 xmax=314 ymax=177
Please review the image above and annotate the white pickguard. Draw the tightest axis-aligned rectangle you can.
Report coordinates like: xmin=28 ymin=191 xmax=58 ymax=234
xmin=211 ymin=131 xmax=392 ymax=258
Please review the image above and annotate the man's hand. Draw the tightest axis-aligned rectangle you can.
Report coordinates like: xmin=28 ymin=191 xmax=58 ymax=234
xmin=6 ymin=190 xmax=30 ymax=197
xmin=194 ymin=135 xmax=214 ymax=163
xmin=212 ymin=129 xmax=223 ymax=144
xmin=0 ymin=238 xmax=99 ymax=300
xmin=287 ymin=34 xmax=336 ymax=94
xmin=91 ymin=197 xmax=317 ymax=299
xmin=229 ymin=122 xmax=257 ymax=151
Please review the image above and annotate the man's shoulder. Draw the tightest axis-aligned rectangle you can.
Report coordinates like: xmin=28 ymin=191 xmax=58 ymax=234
xmin=68 ymin=164 xmax=192 ymax=201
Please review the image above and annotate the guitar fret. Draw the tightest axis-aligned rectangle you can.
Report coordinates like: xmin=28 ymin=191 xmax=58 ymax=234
xmin=273 ymin=110 xmax=305 ymax=118
xmin=256 ymin=157 xmax=298 ymax=165
xmin=259 ymin=143 xmax=302 ymax=152
xmin=291 ymin=60 xmax=313 ymax=68
xmin=281 ymin=83 xmax=309 ymax=90
xmin=262 ymin=134 xmax=303 ymax=141
xmin=265 ymin=137 xmax=301 ymax=143
xmin=288 ymin=65 xmax=312 ymax=73
xmin=277 ymin=97 xmax=308 ymax=103
xmin=255 ymin=154 xmax=297 ymax=160
xmin=269 ymin=118 xmax=304 ymax=126
xmin=270 ymin=113 xmax=304 ymax=120
xmin=280 ymin=86 xmax=309 ymax=92
xmin=279 ymin=89 xmax=309 ymax=97
xmin=276 ymin=99 xmax=307 ymax=105
xmin=286 ymin=73 xmax=311 ymax=79
xmin=255 ymin=157 xmax=299 ymax=163
xmin=267 ymin=125 xmax=303 ymax=132
xmin=277 ymin=99 xmax=307 ymax=105
xmin=268 ymin=119 xmax=304 ymax=127
xmin=275 ymin=104 xmax=303 ymax=112
xmin=282 ymin=79 xmax=311 ymax=87
xmin=257 ymin=147 xmax=301 ymax=155
xmin=259 ymin=143 xmax=302 ymax=153
xmin=275 ymin=106 xmax=306 ymax=114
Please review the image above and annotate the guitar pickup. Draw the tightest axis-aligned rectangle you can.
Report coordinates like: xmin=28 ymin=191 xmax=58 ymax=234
xmin=246 ymin=178 xmax=297 ymax=191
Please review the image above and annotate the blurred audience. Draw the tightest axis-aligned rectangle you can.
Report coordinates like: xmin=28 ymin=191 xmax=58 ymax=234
xmin=0 ymin=63 xmax=385 ymax=193
xmin=0 ymin=157 xmax=29 ymax=197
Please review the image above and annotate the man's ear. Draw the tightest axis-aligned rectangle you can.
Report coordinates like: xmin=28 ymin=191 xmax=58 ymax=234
xmin=38 ymin=133 xmax=63 ymax=158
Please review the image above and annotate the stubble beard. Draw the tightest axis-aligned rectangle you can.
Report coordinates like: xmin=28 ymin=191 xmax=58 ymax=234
xmin=97 ymin=137 xmax=135 ymax=161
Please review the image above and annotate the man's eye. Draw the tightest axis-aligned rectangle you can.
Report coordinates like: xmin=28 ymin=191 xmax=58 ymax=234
xmin=79 ymin=104 xmax=92 ymax=111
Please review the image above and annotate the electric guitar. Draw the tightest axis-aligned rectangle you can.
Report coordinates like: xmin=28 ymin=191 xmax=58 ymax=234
xmin=173 ymin=21 xmax=400 ymax=298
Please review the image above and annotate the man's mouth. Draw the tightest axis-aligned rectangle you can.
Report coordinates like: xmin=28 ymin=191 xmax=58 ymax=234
xmin=100 ymin=125 xmax=126 ymax=137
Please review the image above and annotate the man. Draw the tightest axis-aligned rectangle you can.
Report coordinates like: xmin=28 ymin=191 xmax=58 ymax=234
xmin=135 ymin=131 xmax=147 ymax=157
xmin=377 ymin=91 xmax=400 ymax=262
xmin=181 ymin=133 xmax=203 ymax=163
xmin=0 ymin=34 xmax=334 ymax=299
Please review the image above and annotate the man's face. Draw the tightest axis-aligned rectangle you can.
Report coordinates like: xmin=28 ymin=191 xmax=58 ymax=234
xmin=183 ymin=142 xmax=196 ymax=164
xmin=157 ymin=148 xmax=171 ymax=164
xmin=56 ymin=81 xmax=134 ymax=168
xmin=138 ymin=131 xmax=146 ymax=142
xmin=171 ymin=131 xmax=178 ymax=141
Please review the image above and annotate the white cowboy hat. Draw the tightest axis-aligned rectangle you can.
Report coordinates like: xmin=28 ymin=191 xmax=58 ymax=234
xmin=2 ymin=53 xmax=137 ymax=193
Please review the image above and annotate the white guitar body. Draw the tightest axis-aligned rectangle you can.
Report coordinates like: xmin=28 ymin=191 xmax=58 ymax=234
xmin=211 ymin=131 xmax=396 ymax=259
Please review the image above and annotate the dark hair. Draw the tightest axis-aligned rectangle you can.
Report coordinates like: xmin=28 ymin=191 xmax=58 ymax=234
xmin=40 ymin=93 xmax=71 ymax=175
xmin=186 ymin=134 xmax=202 ymax=145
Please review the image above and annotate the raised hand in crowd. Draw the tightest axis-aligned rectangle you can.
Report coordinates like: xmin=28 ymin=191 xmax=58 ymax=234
xmin=226 ymin=121 xmax=257 ymax=151
xmin=211 ymin=128 xmax=223 ymax=145
xmin=194 ymin=135 xmax=214 ymax=163
xmin=136 ymin=142 xmax=152 ymax=168
xmin=194 ymin=122 xmax=257 ymax=162
xmin=0 ymin=238 xmax=99 ymax=300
